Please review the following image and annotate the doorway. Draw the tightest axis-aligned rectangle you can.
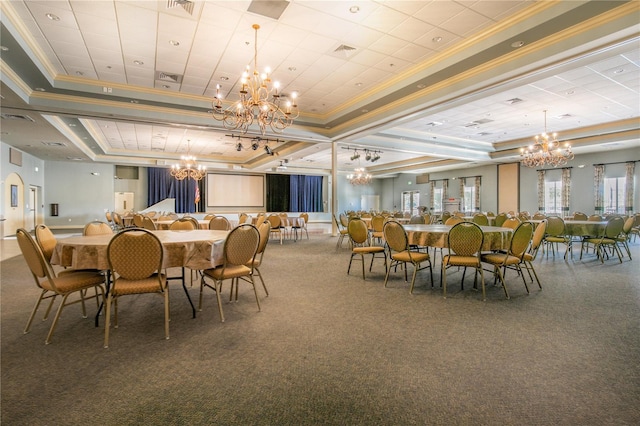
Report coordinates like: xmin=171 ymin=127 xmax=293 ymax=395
xmin=27 ymin=186 xmax=37 ymax=231
xmin=114 ymin=192 xmax=134 ymax=214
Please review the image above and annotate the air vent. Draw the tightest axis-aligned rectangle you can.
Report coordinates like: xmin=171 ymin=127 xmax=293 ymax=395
xmin=42 ymin=141 xmax=66 ymax=147
xmin=464 ymin=118 xmax=494 ymax=127
xmin=555 ymin=114 xmax=574 ymax=119
xmin=247 ymin=0 xmax=290 ymax=20
xmin=333 ymin=44 xmax=357 ymax=58
xmin=478 ymin=132 xmax=492 ymax=136
xmin=425 ymin=121 xmax=443 ymax=127
xmin=167 ymin=0 xmax=194 ymax=15
xmin=155 ymin=71 xmax=183 ymax=84
xmin=1 ymin=113 xmax=35 ymax=122
xmin=504 ymin=98 xmax=523 ymax=105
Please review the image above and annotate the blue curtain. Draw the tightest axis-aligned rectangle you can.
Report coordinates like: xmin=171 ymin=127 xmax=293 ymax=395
xmin=289 ymin=175 xmax=323 ymax=212
xmin=147 ymin=167 xmax=197 ymax=213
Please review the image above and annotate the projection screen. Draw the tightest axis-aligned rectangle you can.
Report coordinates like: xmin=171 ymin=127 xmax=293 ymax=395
xmin=206 ymin=173 xmax=265 ymax=208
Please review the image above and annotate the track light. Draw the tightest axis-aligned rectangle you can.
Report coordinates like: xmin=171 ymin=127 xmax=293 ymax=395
xmin=236 ymin=142 xmax=242 ymax=152
xmin=350 ymin=151 xmax=360 ymax=161
xmin=251 ymin=141 xmax=259 ymax=150
xmin=264 ymin=145 xmax=274 ymax=155
xmin=365 ymin=150 xmax=371 ymax=161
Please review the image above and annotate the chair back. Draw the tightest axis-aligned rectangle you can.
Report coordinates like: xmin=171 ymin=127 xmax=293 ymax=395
xmin=445 ymin=216 xmax=463 ymax=226
xmin=383 ymin=221 xmax=408 ymax=253
xmin=622 ymin=216 xmax=634 ymax=235
xmin=447 ymin=222 xmax=484 ymax=256
xmin=588 ymin=214 xmax=603 ymax=222
xmin=573 ymin=212 xmax=588 ymax=220
xmin=105 ymin=211 xmax=113 ymax=223
xmin=34 ymin=224 xmax=58 ymax=262
xmin=545 ymin=216 xmax=565 ymax=236
xmin=472 ymin=213 xmax=489 ymax=226
xmin=256 ymin=221 xmax=271 ymax=255
xmin=441 ymin=211 xmax=452 ymax=223
xmin=267 ymin=214 xmax=281 ymax=229
xmin=509 ymin=222 xmax=534 ymax=259
xmin=107 ymin=229 xmax=163 ymax=281
xmin=532 ymin=213 xmax=546 ymax=220
xmin=169 ymin=217 xmax=197 ymax=230
xmin=17 ymin=228 xmax=55 ymax=285
xmin=502 ymin=217 xmax=521 ymax=230
xmin=604 ymin=217 xmax=624 ymax=239
xmin=494 ymin=213 xmax=508 ymax=227
xmin=142 ymin=216 xmax=157 ymax=230
xmin=239 ymin=213 xmax=248 ymax=224
xmin=209 ymin=216 xmax=231 ymax=230
xmin=83 ymin=221 xmax=113 ymax=236
xmin=348 ymin=218 xmax=369 ymax=245
xmin=222 ymin=224 xmax=260 ymax=268
xmin=112 ymin=212 xmax=124 ymax=228
xmin=371 ymin=215 xmax=385 ymax=232
xmin=530 ymin=220 xmax=547 ymax=252
xmin=132 ymin=214 xmax=144 ymax=227
xmin=339 ymin=213 xmax=349 ymax=228
xmin=409 ymin=215 xmax=425 ymax=224
xmin=300 ymin=213 xmax=309 ymax=225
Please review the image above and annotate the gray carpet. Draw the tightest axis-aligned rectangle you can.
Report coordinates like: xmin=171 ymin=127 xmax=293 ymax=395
xmin=2 ymin=234 xmax=639 ymax=425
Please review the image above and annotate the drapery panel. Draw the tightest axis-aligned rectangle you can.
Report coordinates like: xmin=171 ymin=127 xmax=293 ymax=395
xmin=537 ymin=170 xmax=545 ymax=213
xmin=267 ymin=174 xmax=324 ymax=212
xmin=147 ymin=167 xmax=198 ymax=213
xmin=594 ymin=165 xmax=605 ymax=213
xmin=430 ymin=181 xmax=435 ymax=211
xmin=459 ymin=178 xmax=465 ymax=212
xmin=625 ymin=162 xmax=635 ymax=213
xmin=561 ymin=168 xmax=571 ymax=218
xmin=442 ymin=179 xmax=448 ymax=201
xmin=474 ymin=176 xmax=481 ymax=211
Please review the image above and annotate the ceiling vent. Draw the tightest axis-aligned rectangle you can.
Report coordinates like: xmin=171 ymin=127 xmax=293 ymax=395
xmin=155 ymin=71 xmax=183 ymax=84
xmin=333 ymin=44 xmax=357 ymax=58
xmin=247 ymin=0 xmax=290 ymax=20
xmin=555 ymin=113 xmax=574 ymax=119
xmin=1 ymin=113 xmax=35 ymax=122
xmin=425 ymin=121 xmax=443 ymax=127
xmin=167 ymin=0 xmax=194 ymax=15
xmin=42 ymin=141 xmax=66 ymax=147
xmin=504 ymin=97 xmax=523 ymax=105
xmin=464 ymin=118 xmax=493 ymax=128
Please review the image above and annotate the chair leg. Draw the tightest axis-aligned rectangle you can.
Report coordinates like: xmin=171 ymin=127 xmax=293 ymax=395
xmin=24 ymin=290 xmax=47 ymax=334
xmin=104 ymin=293 xmax=113 ymax=348
xmin=493 ymin=266 xmax=510 ymax=299
xmin=254 ymin=267 xmax=269 ymax=296
xmin=215 ymin=280 xmax=225 ymax=322
xmin=163 ymin=290 xmax=170 ymax=340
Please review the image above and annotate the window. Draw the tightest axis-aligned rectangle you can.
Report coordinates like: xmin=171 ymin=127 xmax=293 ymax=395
xmin=433 ymin=187 xmax=443 ymax=212
xmin=462 ymin=185 xmax=476 ymax=212
xmin=604 ymin=177 xmax=625 ymax=214
xmin=401 ymin=191 xmax=420 ymax=216
xmin=544 ymin=181 xmax=561 ymax=214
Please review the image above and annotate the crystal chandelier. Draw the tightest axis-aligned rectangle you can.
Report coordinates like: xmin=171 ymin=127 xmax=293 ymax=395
xmin=170 ymin=140 xmax=206 ymax=181
xmin=520 ymin=110 xmax=574 ymax=168
xmin=347 ymin=168 xmax=372 ymax=185
xmin=212 ymin=24 xmax=299 ymax=135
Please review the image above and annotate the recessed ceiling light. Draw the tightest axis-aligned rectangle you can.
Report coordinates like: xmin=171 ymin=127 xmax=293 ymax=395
xmin=130 ymin=100 xmax=139 ymax=103
xmin=169 ymin=40 xmax=180 ymax=46
xmin=362 ymin=109 xmax=369 ymax=113
xmin=34 ymin=87 xmax=45 ymax=92
xmin=417 ymin=84 xmax=426 ymax=89
xmin=220 ymin=76 xmax=229 ymax=81
xmin=0 ymin=46 xmax=8 ymax=51
xmin=355 ymin=82 xmax=363 ymax=87
xmin=162 ymin=85 xmax=170 ymax=89
xmin=46 ymin=13 xmax=60 ymax=21
xmin=68 ymin=123 xmax=76 ymax=127
xmin=511 ymin=40 xmax=525 ymax=48
xmin=614 ymin=68 xmax=624 ymax=74
xmin=76 ymin=71 xmax=84 ymax=76
xmin=578 ymin=164 xmax=585 ymax=168
xmin=349 ymin=6 xmax=360 ymax=13
xmin=288 ymin=66 xmax=297 ymax=71
xmin=133 ymin=60 xmax=144 ymax=66
xmin=106 ymin=65 xmax=112 ymax=69
xmin=432 ymin=36 xmax=443 ymax=43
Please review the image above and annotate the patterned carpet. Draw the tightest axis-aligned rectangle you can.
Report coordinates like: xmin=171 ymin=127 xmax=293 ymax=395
xmin=2 ymin=233 xmax=639 ymax=425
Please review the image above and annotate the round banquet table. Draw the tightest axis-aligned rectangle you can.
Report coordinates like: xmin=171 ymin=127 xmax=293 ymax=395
xmin=403 ymin=224 xmax=513 ymax=251
xmin=50 ymin=229 xmax=229 ymax=271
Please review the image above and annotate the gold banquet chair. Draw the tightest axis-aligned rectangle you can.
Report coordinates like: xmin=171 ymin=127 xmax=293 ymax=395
xmin=383 ymin=220 xmax=433 ymax=293
xmin=333 ymin=213 xmax=349 ymax=249
xmin=246 ymin=221 xmax=271 ymax=297
xmin=267 ymin=214 xmax=284 ymax=244
xmin=208 ymin=215 xmax=231 ymax=231
xmin=442 ymin=222 xmax=485 ymax=300
xmin=83 ymin=221 xmax=113 ymax=236
xmin=141 ymin=216 xmax=157 ymax=230
xmin=481 ymin=222 xmax=534 ymax=299
xmin=104 ymin=229 xmax=168 ymax=348
xmin=347 ymin=218 xmax=387 ymax=280
xmin=199 ymin=224 xmax=260 ymax=322
xmin=17 ymin=228 xmax=105 ymax=344
xmin=580 ymin=216 xmax=625 ymax=263
xmin=169 ymin=217 xmax=198 ymax=230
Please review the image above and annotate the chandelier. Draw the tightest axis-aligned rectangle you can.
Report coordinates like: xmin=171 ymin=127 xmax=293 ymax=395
xmin=347 ymin=168 xmax=372 ymax=185
xmin=170 ymin=140 xmax=206 ymax=181
xmin=520 ymin=110 xmax=574 ymax=168
xmin=212 ymin=24 xmax=299 ymax=135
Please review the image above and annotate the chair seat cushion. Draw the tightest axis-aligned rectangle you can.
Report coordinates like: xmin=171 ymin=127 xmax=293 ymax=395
xmin=112 ymin=274 xmax=166 ymax=295
xmin=353 ymin=246 xmax=385 ymax=254
xmin=443 ymin=255 xmax=480 ymax=267
xmin=204 ymin=265 xmax=252 ymax=280
xmin=545 ymin=236 xmax=568 ymax=243
xmin=583 ymin=237 xmax=615 ymax=244
xmin=42 ymin=271 xmax=105 ymax=293
xmin=481 ymin=253 xmax=520 ymax=265
xmin=392 ymin=251 xmax=429 ymax=263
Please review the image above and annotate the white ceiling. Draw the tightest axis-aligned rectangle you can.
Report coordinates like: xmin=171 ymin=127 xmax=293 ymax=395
xmin=1 ymin=0 xmax=639 ymax=177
